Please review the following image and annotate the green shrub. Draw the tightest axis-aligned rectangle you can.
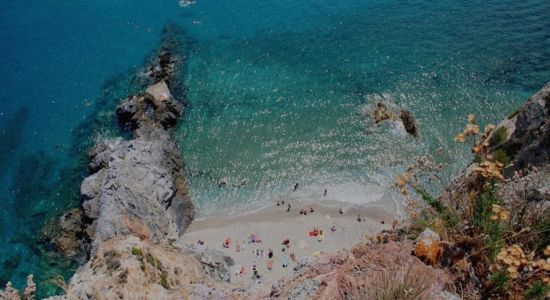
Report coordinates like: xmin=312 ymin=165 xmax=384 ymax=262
xmin=533 ymin=216 xmax=550 ymax=254
xmin=146 ymin=253 xmax=163 ymax=271
xmin=525 ymin=281 xmax=550 ymax=300
xmin=507 ymin=107 xmax=522 ymax=119
xmin=490 ymin=271 xmax=509 ymax=292
xmin=473 ymin=183 xmax=501 ymax=231
xmin=160 ymin=271 xmax=170 ymax=289
xmin=474 ymin=155 xmax=483 ymax=164
xmin=415 ymin=187 xmax=445 ymax=214
xmin=414 ymin=187 xmax=458 ymax=230
xmin=492 ymin=148 xmax=511 ymax=165
xmin=131 ymin=247 xmax=143 ymax=257
xmin=491 ymin=126 xmax=508 ymax=146
xmin=473 ymin=183 xmax=505 ymax=257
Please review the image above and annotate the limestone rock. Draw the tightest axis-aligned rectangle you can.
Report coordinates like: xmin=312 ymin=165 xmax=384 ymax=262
xmin=58 ymin=237 xmax=205 ymax=300
xmin=414 ymin=228 xmax=442 ymax=265
xmin=146 ymin=80 xmax=172 ymax=105
xmin=194 ymin=249 xmax=234 ymax=282
xmin=87 ymin=142 xmax=115 ymax=174
xmin=80 ymin=169 xmax=105 ymax=220
xmin=416 ymin=228 xmax=441 ymax=242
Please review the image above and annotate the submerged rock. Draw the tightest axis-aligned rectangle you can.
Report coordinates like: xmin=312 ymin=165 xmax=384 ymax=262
xmin=370 ymin=102 xmax=419 ymax=137
xmin=400 ymin=110 xmax=419 ymax=137
xmin=373 ymin=102 xmax=395 ymax=123
xmin=42 ymin=208 xmax=86 ymax=261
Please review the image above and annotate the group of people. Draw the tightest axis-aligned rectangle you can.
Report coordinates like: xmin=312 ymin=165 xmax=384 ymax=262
xmin=299 ymin=207 xmax=315 ymax=215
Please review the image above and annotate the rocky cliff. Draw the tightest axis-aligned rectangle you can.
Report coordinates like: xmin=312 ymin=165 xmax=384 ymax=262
xmin=439 ymin=82 xmax=550 ymax=213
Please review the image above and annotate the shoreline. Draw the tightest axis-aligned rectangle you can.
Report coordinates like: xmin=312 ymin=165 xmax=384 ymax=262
xmin=190 ymin=187 xmax=403 ymax=221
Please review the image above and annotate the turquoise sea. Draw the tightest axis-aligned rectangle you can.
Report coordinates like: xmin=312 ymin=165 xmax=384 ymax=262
xmin=1 ymin=0 xmax=549 ymax=296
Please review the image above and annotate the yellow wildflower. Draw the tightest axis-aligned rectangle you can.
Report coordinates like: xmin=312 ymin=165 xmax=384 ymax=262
xmin=484 ymin=124 xmax=495 ymax=134
xmin=473 ymin=160 xmax=504 ymax=180
xmin=464 ymin=123 xmax=480 ymax=135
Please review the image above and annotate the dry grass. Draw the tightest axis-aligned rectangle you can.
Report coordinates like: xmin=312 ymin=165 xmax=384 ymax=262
xmin=46 ymin=275 xmax=69 ymax=294
xmin=362 ymin=266 xmax=430 ymax=300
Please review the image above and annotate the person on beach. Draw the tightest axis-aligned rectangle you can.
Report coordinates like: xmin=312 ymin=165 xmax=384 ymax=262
xmin=290 ymin=253 xmax=296 ymax=262
xmin=309 ymin=207 xmax=314 ymax=213
xmin=267 ymin=259 xmax=274 ymax=271
xmin=287 ymin=203 xmax=291 ymax=212
xmin=339 ymin=208 xmax=343 ymax=214
xmin=309 ymin=228 xmax=319 ymax=237
xmin=239 ymin=266 xmax=246 ymax=276
xmin=324 ymin=189 xmax=327 ymax=196
xmin=268 ymin=248 xmax=273 ymax=259
xmin=293 ymin=183 xmax=299 ymax=191
xmin=357 ymin=215 xmax=362 ymax=222
xmin=282 ymin=239 xmax=290 ymax=248
xmin=236 ymin=241 xmax=240 ymax=252
xmin=330 ymin=225 xmax=336 ymax=233
xmin=223 ymin=238 xmax=231 ymax=248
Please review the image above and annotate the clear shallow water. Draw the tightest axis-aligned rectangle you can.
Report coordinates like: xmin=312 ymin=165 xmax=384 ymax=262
xmin=176 ymin=0 xmax=550 ymax=215
xmin=0 ymin=0 xmax=549 ymax=296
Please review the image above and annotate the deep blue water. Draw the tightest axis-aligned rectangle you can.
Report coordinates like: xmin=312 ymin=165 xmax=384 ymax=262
xmin=0 ymin=0 xmax=549 ymax=296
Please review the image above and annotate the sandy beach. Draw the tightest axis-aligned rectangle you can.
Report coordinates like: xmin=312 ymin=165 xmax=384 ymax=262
xmin=179 ymin=199 xmax=398 ymax=287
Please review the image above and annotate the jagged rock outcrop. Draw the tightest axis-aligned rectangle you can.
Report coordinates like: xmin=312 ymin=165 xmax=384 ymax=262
xmin=492 ymin=83 xmax=549 ymax=176
xmin=439 ymin=81 xmax=550 ymax=212
xmin=79 ymin=50 xmax=193 ymax=247
xmin=369 ymin=101 xmax=419 ymax=137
